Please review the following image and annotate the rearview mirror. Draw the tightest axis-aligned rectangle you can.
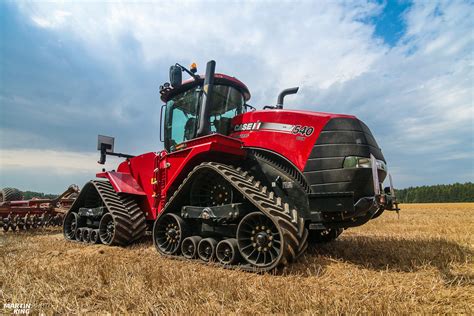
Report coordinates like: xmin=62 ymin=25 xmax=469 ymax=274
xmin=97 ymin=135 xmax=114 ymax=164
xmin=169 ymin=65 xmax=182 ymax=87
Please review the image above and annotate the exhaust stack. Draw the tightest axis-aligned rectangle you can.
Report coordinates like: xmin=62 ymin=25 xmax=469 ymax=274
xmin=196 ymin=60 xmax=216 ymax=137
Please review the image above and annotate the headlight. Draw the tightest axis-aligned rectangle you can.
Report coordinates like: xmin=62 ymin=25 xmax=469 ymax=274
xmin=343 ymin=156 xmax=387 ymax=171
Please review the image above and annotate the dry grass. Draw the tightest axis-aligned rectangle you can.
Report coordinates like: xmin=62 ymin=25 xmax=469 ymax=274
xmin=1 ymin=203 xmax=473 ymax=314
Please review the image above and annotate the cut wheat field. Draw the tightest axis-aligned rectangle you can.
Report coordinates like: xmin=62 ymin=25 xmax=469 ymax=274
xmin=1 ymin=203 xmax=473 ymax=314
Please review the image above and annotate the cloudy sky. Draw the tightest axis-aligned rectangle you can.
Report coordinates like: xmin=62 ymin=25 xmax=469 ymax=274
xmin=0 ymin=0 xmax=473 ymax=193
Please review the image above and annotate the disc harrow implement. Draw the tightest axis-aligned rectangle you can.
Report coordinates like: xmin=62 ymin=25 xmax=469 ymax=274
xmin=0 ymin=185 xmax=79 ymax=232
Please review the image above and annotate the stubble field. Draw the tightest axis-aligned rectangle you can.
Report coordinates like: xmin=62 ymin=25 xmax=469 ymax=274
xmin=1 ymin=203 xmax=473 ymax=314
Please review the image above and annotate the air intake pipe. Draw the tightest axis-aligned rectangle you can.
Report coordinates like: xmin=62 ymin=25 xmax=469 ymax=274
xmin=276 ymin=87 xmax=299 ymax=109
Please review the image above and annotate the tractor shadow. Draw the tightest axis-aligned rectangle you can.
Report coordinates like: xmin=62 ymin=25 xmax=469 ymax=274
xmin=286 ymin=235 xmax=473 ymax=285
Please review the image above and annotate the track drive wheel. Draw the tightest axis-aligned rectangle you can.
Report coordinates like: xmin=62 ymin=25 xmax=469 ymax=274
xmin=237 ymin=212 xmax=284 ymax=269
xmin=153 ymin=213 xmax=188 ymax=255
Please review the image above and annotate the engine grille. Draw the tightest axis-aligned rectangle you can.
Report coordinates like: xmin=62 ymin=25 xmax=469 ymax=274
xmin=303 ymin=118 xmax=386 ymax=200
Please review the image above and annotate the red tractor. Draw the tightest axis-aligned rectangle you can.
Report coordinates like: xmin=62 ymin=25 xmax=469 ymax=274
xmin=63 ymin=60 xmax=399 ymax=271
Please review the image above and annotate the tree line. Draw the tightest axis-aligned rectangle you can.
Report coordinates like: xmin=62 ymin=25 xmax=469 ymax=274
xmin=22 ymin=191 xmax=58 ymax=200
xmin=396 ymin=182 xmax=474 ymax=203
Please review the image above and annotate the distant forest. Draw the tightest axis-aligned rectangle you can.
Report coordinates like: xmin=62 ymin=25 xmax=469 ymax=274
xmin=22 ymin=191 xmax=58 ymax=200
xmin=396 ymin=182 xmax=474 ymax=203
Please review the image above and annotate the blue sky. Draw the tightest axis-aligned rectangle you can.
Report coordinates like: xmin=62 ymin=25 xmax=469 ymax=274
xmin=0 ymin=0 xmax=473 ymax=193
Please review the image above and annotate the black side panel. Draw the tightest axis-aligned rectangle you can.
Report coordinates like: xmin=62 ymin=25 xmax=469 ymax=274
xmin=304 ymin=118 xmax=386 ymax=200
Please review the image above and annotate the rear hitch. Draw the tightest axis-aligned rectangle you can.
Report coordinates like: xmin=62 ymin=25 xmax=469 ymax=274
xmin=370 ymin=154 xmax=400 ymax=215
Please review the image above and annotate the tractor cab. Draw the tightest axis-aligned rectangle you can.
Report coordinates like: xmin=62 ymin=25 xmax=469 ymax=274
xmin=160 ymin=62 xmax=250 ymax=152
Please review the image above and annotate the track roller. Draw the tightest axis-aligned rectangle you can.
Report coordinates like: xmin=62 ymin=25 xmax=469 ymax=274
xmin=216 ymin=238 xmax=240 ymax=265
xmin=82 ymin=228 xmax=92 ymax=243
xmin=64 ymin=212 xmax=79 ymax=240
xmin=181 ymin=236 xmax=202 ymax=259
xmin=198 ymin=238 xmax=218 ymax=262
xmin=75 ymin=227 xmax=84 ymax=241
xmin=153 ymin=213 xmax=188 ymax=255
xmin=90 ymin=229 xmax=100 ymax=244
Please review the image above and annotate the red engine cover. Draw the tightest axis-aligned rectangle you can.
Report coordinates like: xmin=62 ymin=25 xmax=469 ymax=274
xmin=230 ymin=109 xmax=355 ymax=170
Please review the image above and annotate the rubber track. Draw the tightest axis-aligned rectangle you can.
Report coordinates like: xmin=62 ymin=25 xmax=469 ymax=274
xmin=86 ymin=180 xmax=146 ymax=245
xmin=159 ymin=162 xmax=308 ymax=272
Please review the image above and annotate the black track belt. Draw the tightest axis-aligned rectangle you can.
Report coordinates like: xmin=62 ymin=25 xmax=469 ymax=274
xmin=66 ymin=180 xmax=146 ymax=245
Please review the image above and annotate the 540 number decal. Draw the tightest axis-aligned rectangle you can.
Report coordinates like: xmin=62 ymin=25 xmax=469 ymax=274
xmin=291 ymin=125 xmax=314 ymax=136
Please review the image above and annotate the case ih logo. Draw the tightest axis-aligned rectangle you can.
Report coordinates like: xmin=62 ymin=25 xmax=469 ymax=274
xmin=234 ymin=122 xmax=314 ymax=136
xmin=233 ymin=122 xmax=262 ymax=131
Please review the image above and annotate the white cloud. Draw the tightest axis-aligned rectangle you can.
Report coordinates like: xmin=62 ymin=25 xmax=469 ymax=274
xmin=7 ymin=0 xmax=474 ymax=188
xmin=32 ymin=9 xmax=71 ymax=28
xmin=17 ymin=1 xmax=387 ymax=97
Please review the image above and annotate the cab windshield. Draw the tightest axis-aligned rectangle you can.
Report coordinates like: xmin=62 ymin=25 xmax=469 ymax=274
xmin=164 ymin=85 xmax=245 ymax=151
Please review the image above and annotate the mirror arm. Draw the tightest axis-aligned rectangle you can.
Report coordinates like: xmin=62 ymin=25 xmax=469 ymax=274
xmin=97 ymin=143 xmax=134 ymax=165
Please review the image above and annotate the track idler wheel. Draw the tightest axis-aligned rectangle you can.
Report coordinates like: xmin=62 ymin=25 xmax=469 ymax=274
xmin=99 ymin=213 xmax=115 ymax=245
xmin=181 ymin=236 xmax=202 ymax=259
xmin=216 ymin=238 xmax=240 ymax=265
xmin=198 ymin=238 xmax=218 ymax=262
xmin=90 ymin=229 xmax=100 ymax=244
xmin=237 ymin=212 xmax=283 ymax=269
xmin=64 ymin=212 xmax=79 ymax=241
xmin=153 ymin=213 xmax=188 ymax=255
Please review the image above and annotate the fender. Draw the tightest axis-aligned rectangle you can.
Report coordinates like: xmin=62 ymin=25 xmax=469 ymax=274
xmin=96 ymin=171 xmax=146 ymax=195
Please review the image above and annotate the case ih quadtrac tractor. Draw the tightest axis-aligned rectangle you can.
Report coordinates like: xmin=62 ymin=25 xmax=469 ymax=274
xmin=63 ymin=60 xmax=399 ymax=272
